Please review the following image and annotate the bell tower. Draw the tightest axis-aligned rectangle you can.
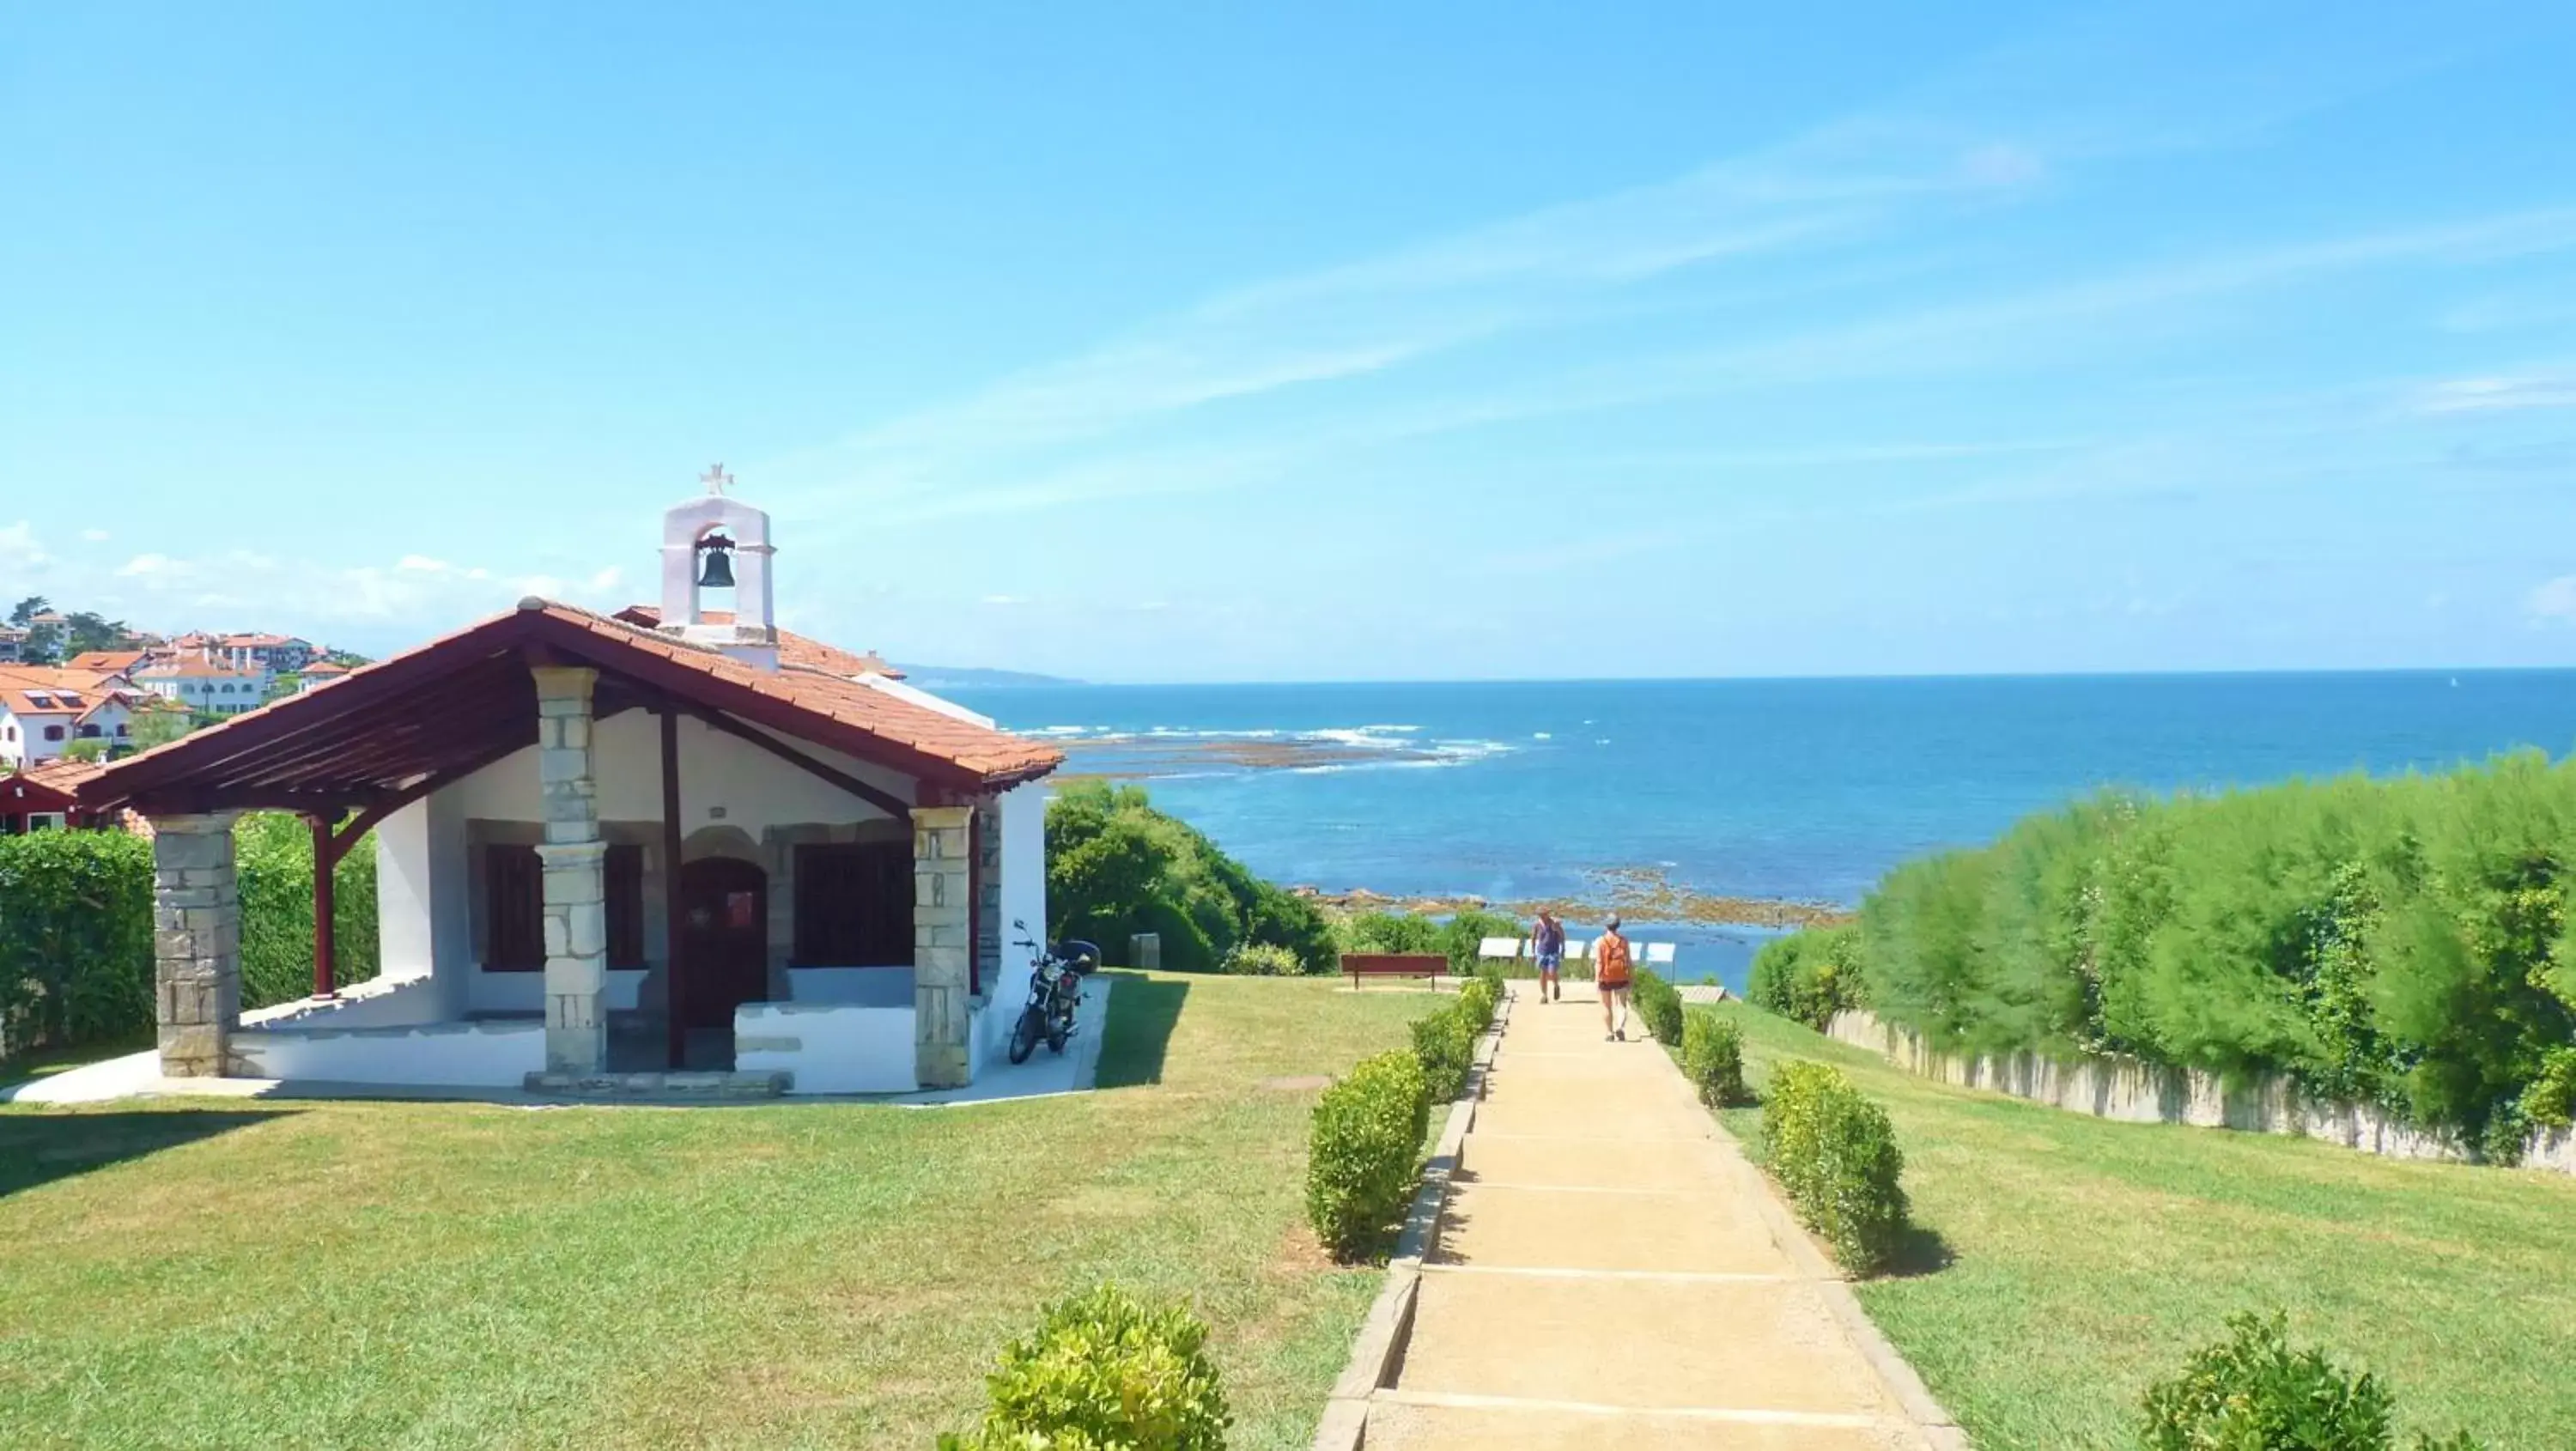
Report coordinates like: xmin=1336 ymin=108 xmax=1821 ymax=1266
xmin=657 ymin=464 xmax=780 ymax=670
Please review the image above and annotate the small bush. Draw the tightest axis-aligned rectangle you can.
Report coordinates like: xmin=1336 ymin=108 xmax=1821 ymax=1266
xmin=1681 ymin=1009 xmax=1748 ymax=1107
xmin=1760 ymin=1060 xmax=1908 ymax=1274
xmin=1631 ymin=967 xmax=1685 ymax=1047
xmin=943 ymin=1284 xmax=1229 ymax=1451
xmin=1437 ymin=908 xmax=1523 ymax=975
xmin=1220 ymin=942 xmax=1301 ymax=976
xmin=1456 ymin=976 xmax=1498 ymax=1033
xmin=1306 ymin=1049 xmax=1429 ymax=1258
xmin=1747 ymin=925 xmax=1865 ymax=1030
xmin=1340 ymin=909 xmax=1443 ymax=956
xmin=1409 ymin=1004 xmax=1475 ymax=1103
xmin=2137 ymin=1310 xmax=2488 ymax=1451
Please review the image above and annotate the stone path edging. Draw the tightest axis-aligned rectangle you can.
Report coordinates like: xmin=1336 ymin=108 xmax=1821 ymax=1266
xmin=1313 ymin=987 xmax=1511 ymax=1451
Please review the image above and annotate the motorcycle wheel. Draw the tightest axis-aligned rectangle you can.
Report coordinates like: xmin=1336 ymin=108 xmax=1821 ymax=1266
xmin=1009 ymin=1006 xmax=1043 ymax=1065
xmin=1048 ymin=1024 xmax=1069 ymax=1054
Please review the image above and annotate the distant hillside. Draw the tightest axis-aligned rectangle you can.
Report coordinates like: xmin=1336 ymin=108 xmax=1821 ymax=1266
xmin=895 ymin=665 xmax=1081 ymax=689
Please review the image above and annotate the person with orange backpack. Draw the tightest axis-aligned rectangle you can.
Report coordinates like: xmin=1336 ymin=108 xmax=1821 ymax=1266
xmin=1595 ymin=914 xmax=1634 ymax=1041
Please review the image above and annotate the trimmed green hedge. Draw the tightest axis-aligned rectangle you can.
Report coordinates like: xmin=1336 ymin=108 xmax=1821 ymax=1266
xmin=1768 ymin=751 xmax=2576 ymax=1157
xmin=0 ymin=816 xmax=377 ymax=1059
xmin=1305 ymin=1049 xmax=1429 ymax=1260
xmin=1759 ymin=1059 xmax=1909 ymax=1274
xmin=1631 ymin=967 xmax=1685 ymax=1046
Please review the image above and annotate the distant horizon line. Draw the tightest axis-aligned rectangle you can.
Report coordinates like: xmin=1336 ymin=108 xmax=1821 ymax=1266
xmin=948 ymin=664 xmax=2576 ymax=690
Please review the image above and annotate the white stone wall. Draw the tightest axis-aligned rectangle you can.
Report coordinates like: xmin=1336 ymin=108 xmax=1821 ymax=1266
xmin=734 ymin=1001 xmax=918 ymax=1094
xmin=1824 ymin=1008 xmax=2576 ymax=1175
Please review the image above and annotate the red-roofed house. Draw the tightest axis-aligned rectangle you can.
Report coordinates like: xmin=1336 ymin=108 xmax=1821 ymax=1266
xmin=77 ymin=475 xmax=1063 ymax=1097
xmin=0 ymin=666 xmax=143 ymax=768
xmin=1 ymin=758 xmax=116 ymax=833
xmin=133 ymin=656 xmax=270 ymax=715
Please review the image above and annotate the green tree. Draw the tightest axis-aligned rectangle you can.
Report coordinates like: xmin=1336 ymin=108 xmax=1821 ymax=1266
xmin=7 ymin=596 xmax=46 ymax=628
xmin=129 ymin=707 xmax=196 ymax=751
xmin=1045 ymin=780 xmax=1334 ymax=973
xmin=60 ymin=611 xmax=129 ymax=656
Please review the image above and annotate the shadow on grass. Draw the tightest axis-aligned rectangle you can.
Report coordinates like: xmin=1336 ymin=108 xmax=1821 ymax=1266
xmin=1881 ymin=1223 xmax=1957 ymax=1279
xmin=1095 ymin=971 xmax=1188 ymax=1090
xmin=0 ymin=1109 xmax=290 ymax=1199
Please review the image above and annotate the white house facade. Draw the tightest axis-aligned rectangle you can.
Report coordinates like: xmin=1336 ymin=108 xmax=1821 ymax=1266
xmin=134 ymin=658 xmax=273 ymax=716
xmin=0 ymin=670 xmax=139 ymax=768
xmin=76 ymin=478 xmax=1062 ymax=1099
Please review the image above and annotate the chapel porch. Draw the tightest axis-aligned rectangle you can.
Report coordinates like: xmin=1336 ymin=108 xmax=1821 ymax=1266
xmin=76 ymin=599 xmax=1057 ymax=1097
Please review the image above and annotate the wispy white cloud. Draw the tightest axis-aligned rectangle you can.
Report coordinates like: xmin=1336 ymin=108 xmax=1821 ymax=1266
xmin=2415 ymin=373 xmax=2576 ymax=414
xmin=0 ymin=522 xmax=46 ymax=569
xmin=2526 ymin=575 xmax=2576 ymax=626
xmin=78 ymin=528 xmax=109 ymax=543
xmin=760 ymin=3 xmax=2477 ymax=537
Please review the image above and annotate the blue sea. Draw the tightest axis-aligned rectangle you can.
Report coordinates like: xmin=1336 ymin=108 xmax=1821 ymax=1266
xmin=945 ymin=672 xmax=2576 ymax=991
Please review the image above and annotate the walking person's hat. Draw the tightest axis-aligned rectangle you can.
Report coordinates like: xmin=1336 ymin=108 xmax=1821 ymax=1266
xmin=1605 ymin=914 xmax=1621 ymax=931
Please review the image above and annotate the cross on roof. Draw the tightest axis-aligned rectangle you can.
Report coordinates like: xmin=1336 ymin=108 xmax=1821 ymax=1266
xmin=700 ymin=463 xmax=734 ymax=497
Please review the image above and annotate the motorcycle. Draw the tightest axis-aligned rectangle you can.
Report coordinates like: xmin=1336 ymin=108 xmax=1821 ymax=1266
xmin=1007 ymin=920 xmax=1101 ymax=1065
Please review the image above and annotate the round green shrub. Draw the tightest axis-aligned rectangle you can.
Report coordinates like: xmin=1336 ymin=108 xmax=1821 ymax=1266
xmin=1631 ymin=968 xmax=1685 ymax=1047
xmin=1681 ymin=1009 xmax=1747 ymax=1107
xmin=1409 ymin=1004 xmax=1474 ymax=1104
xmin=1220 ymin=942 xmax=1301 ymax=976
xmin=1759 ymin=1060 xmax=1908 ymax=1274
xmin=945 ymin=1284 xmax=1229 ymax=1451
xmin=2136 ymin=1311 xmax=2494 ymax=1451
xmin=1305 ymin=1049 xmax=1428 ymax=1259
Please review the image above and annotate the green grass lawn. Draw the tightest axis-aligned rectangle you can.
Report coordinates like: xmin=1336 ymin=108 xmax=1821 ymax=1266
xmin=0 ymin=973 xmax=1434 ymax=1450
xmin=1707 ymin=1004 xmax=2576 ymax=1451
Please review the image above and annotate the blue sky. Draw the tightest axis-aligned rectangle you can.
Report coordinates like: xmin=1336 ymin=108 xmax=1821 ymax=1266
xmin=3 ymin=2 xmax=2573 ymax=683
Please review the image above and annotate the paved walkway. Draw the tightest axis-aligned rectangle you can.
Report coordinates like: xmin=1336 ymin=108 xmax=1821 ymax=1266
xmin=1365 ymin=981 xmax=1947 ymax=1450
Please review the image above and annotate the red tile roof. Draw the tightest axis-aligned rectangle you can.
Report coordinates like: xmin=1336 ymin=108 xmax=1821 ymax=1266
xmin=80 ymin=599 xmax=1060 ymax=810
xmin=559 ymin=604 xmax=1044 ymax=780
xmin=0 ymin=666 xmax=131 ymax=718
xmin=66 ymin=651 xmax=149 ymax=673
xmin=612 ymin=604 xmax=905 ymax=680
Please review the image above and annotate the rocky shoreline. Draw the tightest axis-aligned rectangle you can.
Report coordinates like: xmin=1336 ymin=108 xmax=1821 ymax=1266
xmin=1288 ymin=865 xmax=1855 ymax=931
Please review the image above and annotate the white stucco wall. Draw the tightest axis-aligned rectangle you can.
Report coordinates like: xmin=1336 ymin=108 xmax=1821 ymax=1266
xmin=736 ymin=1001 xmax=918 ymax=1094
xmin=231 ymin=1019 xmax=546 ymax=1086
xmin=441 ymin=708 xmax=916 ymax=831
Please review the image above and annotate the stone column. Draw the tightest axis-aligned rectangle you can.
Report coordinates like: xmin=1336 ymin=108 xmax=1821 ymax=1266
xmin=912 ymin=804 xmax=974 ymax=1089
xmin=533 ymin=665 xmax=608 ymax=1074
xmin=153 ymin=812 xmax=243 ymax=1077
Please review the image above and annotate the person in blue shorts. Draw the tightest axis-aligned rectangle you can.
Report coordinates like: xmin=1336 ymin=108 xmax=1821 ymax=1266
xmin=1531 ymin=908 xmax=1566 ymax=1003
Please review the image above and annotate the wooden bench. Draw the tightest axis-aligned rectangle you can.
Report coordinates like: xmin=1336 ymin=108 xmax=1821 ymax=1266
xmin=1341 ymin=953 xmax=1446 ymax=989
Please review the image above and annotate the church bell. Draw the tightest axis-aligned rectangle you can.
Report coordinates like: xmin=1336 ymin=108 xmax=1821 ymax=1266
xmin=696 ymin=537 xmax=737 ymax=590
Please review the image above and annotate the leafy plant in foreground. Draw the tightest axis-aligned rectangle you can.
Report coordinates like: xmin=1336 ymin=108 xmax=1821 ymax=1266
xmin=2137 ymin=1311 xmax=2486 ymax=1451
xmin=942 ymin=1284 xmax=1228 ymax=1451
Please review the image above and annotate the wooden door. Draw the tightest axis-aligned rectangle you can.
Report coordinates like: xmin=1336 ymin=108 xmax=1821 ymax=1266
xmin=678 ymin=857 xmax=769 ymax=1030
